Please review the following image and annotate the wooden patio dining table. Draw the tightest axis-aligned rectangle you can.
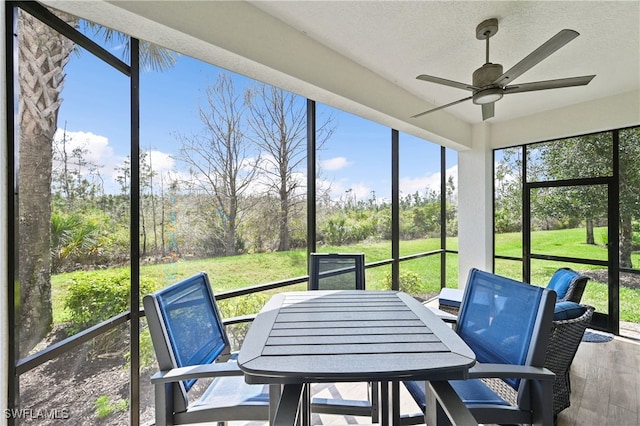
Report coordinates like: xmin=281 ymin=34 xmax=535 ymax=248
xmin=238 ymin=290 xmax=477 ymax=425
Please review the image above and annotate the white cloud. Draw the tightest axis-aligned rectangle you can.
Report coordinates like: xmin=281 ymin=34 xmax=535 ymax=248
xmin=54 ymin=129 xmax=113 ymax=165
xmin=400 ymin=165 xmax=458 ymax=196
xmin=53 ymin=129 xmax=177 ymax=193
xmin=53 ymin=129 xmax=120 ymax=192
xmin=320 ymin=156 xmax=352 ymax=171
xmin=316 ymin=177 xmax=333 ymax=196
xmin=349 ymin=183 xmax=373 ymax=200
xmin=146 ymin=150 xmax=175 ymax=172
xmin=322 ymin=179 xmax=373 ymax=202
xmin=111 ymin=43 xmax=126 ymax=53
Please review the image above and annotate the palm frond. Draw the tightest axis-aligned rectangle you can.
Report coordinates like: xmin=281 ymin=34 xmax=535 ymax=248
xmin=84 ymin=21 xmax=178 ymax=71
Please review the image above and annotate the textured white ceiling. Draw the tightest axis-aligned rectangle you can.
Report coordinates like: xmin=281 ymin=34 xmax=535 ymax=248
xmin=252 ymin=0 xmax=639 ymax=123
xmin=42 ymin=0 xmax=640 ymax=149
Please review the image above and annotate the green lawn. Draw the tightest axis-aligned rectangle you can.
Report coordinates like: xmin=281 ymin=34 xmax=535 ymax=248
xmin=52 ymin=227 xmax=639 ymax=324
xmin=496 ymin=227 xmax=611 ymax=261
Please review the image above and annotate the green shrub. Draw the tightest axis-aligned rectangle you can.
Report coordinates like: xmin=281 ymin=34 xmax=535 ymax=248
xmin=65 ymin=271 xmax=156 ymax=333
xmin=51 ymin=208 xmax=130 ymax=273
xmin=384 ymin=270 xmax=422 ymax=295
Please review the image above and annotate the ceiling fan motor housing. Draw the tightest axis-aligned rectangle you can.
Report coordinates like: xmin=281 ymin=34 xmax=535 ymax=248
xmin=472 ymin=63 xmax=504 ymax=104
xmin=473 ymin=63 xmax=503 ymax=88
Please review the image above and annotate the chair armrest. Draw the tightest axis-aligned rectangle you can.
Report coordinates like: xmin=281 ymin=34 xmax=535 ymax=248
xmin=151 ymin=362 xmax=244 ymax=384
xmin=468 ymin=363 xmax=555 ymax=381
xmin=426 ymin=306 xmax=458 ymax=323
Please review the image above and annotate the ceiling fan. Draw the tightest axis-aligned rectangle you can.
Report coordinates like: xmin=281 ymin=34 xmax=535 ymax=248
xmin=412 ymin=18 xmax=596 ymax=120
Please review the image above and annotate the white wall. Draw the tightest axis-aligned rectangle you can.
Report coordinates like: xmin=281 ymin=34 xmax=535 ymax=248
xmin=491 ymin=90 xmax=640 ymax=149
xmin=456 ymin=123 xmax=494 ymax=288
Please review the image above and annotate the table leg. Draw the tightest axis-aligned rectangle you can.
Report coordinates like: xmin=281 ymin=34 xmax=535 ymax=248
xmin=371 ymin=381 xmax=380 ymax=422
xmin=378 ymin=381 xmax=402 ymax=426
xmin=300 ymin=384 xmax=311 ymax=426
xmin=269 ymin=384 xmax=281 ymax=425
xmin=273 ymin=384 xmax=304 ymax=426
xmin=379 ymin=381 xmax=390 ymax=426
xmin=391 ymin=381 xmax=401 ymax=425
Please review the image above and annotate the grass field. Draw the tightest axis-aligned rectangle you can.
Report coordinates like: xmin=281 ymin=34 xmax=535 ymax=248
xmin=51 ymin=227 xmax=639 ymax=324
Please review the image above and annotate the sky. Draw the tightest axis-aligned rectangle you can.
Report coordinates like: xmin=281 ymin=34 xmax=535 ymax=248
xmin=55 ymin=29 xmax=457 ymax=201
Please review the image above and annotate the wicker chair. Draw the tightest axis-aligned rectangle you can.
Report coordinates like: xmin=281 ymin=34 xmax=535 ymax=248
xmin=546 ymin=305 xmax=595 ymax=416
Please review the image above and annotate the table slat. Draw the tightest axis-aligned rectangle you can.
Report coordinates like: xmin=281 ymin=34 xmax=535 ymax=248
xmin=281 ymin=305 xmax=405 ymax=312
xmin=266 ymin=333 xmax=440 ymax=345
xmin=269 ymin=326 xmax=431 ymax=337
xmin=276 ymin=311 xmax=416 ymax=322
xmin=263 ymin=342 xmax=449 ymax=356
xmin=272 ymin=319 xmax=424 ymax=329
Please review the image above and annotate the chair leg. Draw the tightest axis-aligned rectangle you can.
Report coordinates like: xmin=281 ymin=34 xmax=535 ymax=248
xmin=531 ymin=378 xmax=554 ymax=426
xmin=154 ymin=383 xmax=172 ymax=426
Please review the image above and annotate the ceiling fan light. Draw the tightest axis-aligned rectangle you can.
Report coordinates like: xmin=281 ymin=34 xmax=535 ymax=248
xmin=473 ymin=88 xmax=503 ymax=105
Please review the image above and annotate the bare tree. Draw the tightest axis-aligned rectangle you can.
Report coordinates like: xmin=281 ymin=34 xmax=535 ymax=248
xmin=175 ymin=73 xmax=260 ymax=256
xmin=246 ymin=84 xmax=334 ymax=251
xmin=52 ymin=124 xmax=105 ymax=206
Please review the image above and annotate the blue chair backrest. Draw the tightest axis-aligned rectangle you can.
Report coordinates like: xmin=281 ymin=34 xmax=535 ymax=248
xmin=546 ymin=267 xmax=578 ymax=301
xmin=145 ymin=272 xmax=228 ymax=393
xmin=309 ymin=253 xmax=365 ymax=290
xmin=457 ymin=268 xmax=556 ymax=389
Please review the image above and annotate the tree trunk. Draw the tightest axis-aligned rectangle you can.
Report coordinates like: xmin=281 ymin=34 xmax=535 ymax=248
xmin=160 ymin=178 xmax=166 ymax=257
xmin=226 ymin=195 xmax=237 ymax=256
xmin=17 ymin=10 xmax=74 ymax=355
xmin=586 ymin=217 xmax=595 ymax=245
xmin=226 ymin=216 xmax=236 ymax=256
xmin=619 ymin=215 xmax=633 ymax=269
xmin=278 ymin=187 xmax=290 ymax=252
xmin=141 ymin=205 xmax=147 ymax=257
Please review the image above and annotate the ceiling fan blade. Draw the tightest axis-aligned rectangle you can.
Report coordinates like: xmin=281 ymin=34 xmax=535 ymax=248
xmin=482 ymin=103 xmax=495 ymax=120
xmin=503 ymin=75 xmax=595 ymax=94
xmin=416 ymin=74 xmax=478 ymax=91
xmin=493 ymin=29 xmax=580 ymax=87
xmin=411 ymin=96 xmax=473 ymax=118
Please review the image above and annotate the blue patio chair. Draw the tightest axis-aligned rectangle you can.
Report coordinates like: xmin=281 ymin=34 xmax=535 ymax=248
xmin=307 ymin=253 xmax=378 ymax=422
xmin=308 ymin=252 xmax=365 ymax=290
xmin=403 ymin=268 xmax=557 ymax=426
xmin=143 ymin=272 xmax=269 ymax=425
xmin=546 ymin=267 xmax=590 ymax=303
